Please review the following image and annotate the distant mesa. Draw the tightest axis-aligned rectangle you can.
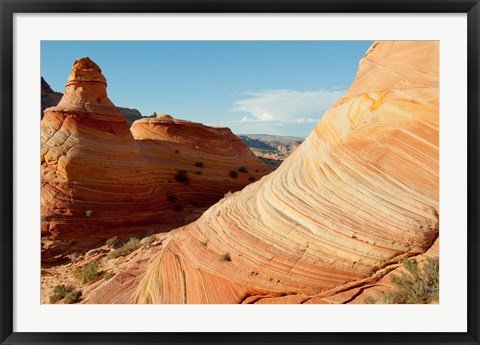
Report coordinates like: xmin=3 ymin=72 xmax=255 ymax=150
xmin=41 ymin=57 xmax=271 ymax=265
xmin=41 ymin=77 xmax=62 ymax=117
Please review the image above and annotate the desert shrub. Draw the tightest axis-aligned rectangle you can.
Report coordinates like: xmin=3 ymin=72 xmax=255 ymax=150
xmin=108 ymin=238 xmax=140 ymax=258
xmin=195 ymin=171 xmax=202 ymax=175
xmin=200 ymin=240 xmax=209 ymax=248
xmin=143 ymin=235 xmax=156 ymax=248
xmin=174 ymin=149 xmax=180 ymax=154
xmin=364 ymin=257 xmax=439 ymax=304
xmin=239 ymin=166 xmax=248 ymax=173
xmin=74 ymin=260 xmax=103 ymax=285
xmin=41 ymin=215 xmax=52 ymax=221
xmin=49 ymin=284 xmax=74 ymax=304
xmin=248 ymin=176 xmax=255 ymax=182
xmin=104 ymin=272 xmax=116 ymax=281
xmin=174 ymin=170 xmax=189 ymax=184
xmin=229 ymin=171 xmax=238 ymax=178
xmin=84 ymin=209 xmax=94 ymax=218
xmin=224 ymin=191 xmax=232 ymax=198
xmin=173 ymin=204 xmax=184 ymax=212
xmin=255 ymin=169 xmax=259 ymax=172
xmin=219 ymin=252 xmax=231 ymax=262
xmin=190 ymin=200 xmax=200 ymax=207
xmin=64 ymin=290 xmax=82 ymax=304
xmin=166 ymin=193 xmax=178 ymax=202
xmin=195 ymin=162 xmax=204 ymax=168
xmin=105 ymin=236 xmax=119 ymax=248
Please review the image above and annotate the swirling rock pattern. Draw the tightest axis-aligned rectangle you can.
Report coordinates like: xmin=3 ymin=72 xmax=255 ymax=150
xmin=133 ymin=41 xmax=439 ymax=304
xmin=41 ymin=58 xmax=270 ymax=263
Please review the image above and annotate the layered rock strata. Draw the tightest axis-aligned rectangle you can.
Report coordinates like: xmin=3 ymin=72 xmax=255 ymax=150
xmin=41 ymin=58 xmax=270 ymax=263
xmin=132 ymin=41 xmax=439 ymax=304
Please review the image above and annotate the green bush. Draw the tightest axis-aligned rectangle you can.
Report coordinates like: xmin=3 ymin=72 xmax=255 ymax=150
xmin=104 ymin=272 xmax=116 ymax=281
xmin=49 ymin=284 xmax=74 ymax=304
xmin=143 ymin=235 xmax=155 ymax=249
xmin=64 ymin=290 xmax=82 ymax=304
xmin=229 ymin=171 xmax=238 ymax=178
xmin=364 ymin=257 xmax=439 ymax=304
xmin=105 ymin=236 xmax=119 ymax=248
xmin=174 ymin=170 xmax=189 ymax=184
xmin=74 ymin=260 xmax=103 ymax=285
xmin=219 ymin=252 xmax=231 ymax=262
xmin=108 ymin=238 xmax=140 ymax=258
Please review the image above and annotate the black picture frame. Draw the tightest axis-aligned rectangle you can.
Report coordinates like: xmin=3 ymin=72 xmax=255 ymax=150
xmin=1 ymin=1 xmax=479 ymax=344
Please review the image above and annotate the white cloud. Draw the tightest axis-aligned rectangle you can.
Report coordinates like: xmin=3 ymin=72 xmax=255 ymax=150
xmin=229 ymin=89 xmax=345 ymax=125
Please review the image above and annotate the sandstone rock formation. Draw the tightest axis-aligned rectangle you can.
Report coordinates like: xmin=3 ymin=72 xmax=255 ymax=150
xmin=41 ymin=77 xmax=144 ymax=125
xmin=41 ymin=58 xmax=270 ymax=264
xmin=131 ymin=41 xmax=439 ymax=304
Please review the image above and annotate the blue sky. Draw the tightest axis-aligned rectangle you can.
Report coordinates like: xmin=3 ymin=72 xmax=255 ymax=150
xmin=41 ymin=41 xmax=373 ymax=138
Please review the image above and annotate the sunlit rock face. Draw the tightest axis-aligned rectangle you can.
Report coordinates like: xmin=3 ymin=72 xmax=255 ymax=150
xmin=41 ymin=58 xmax=270 ymax=263
xmin=132 ymin=41 xmax=439 ymax=304
xmin=130 ymin=115 xmax=271 ymax=209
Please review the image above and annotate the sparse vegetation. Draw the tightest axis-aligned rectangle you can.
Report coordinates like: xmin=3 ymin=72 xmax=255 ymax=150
xmin=195 ymin=171 xmax=202 ymax=175
xmin=108 ymin=238 xmax=140 ymax=258
xmin=255 ymin=169 xmax=259 ymax=172
xmin=64 ymin=290 xmax=82 ymax=304
xmin=67 ymin=240 xmax=75 ymax=245
xmin=200 ymin=240 xmax=209 ymax=248
xmin=174 ymin=170 xmax=190 ymax=184
xmin=195 ymin=162 xmax=204 ymax=168
xmin=173 ymin=204 xmax=184 ymax=212
xmin=248 ymin=176 xmax=255 ymax=182
xmin=143 ymin=235 xmax=156 ymax=248
xmin=239 ymin=166 xmax=248 ymax=173
xmin=224 ymin=191 xmax=232 ymax=198
xmin=166 ymin=193 xmax=178 ymax=202
xmin=190 ymin=200 xmax=200 ymax=207
xmin=49 ymin=284 xmax=75 ymax=304
xmin=219 ymin=252 xmax=231 ymax=262
xmin=364 ymin=257 xmax=439 ymax=304
xmin=104 ymin=272 xmax=116 ymax=281
xmin=84 ymin=209 xmax=94 ymax=218
xmin=174 ymin=149 xmax=180 ymax=154
xmin=74 ymin=260 xmax=103 ymax=285
xmin=229 ymin=171 xmax=238 ymax=178
xmin=41 ymin=215 xmax=52 ymax=221
xmin=105 ymin=236 xmax=119 ymax=248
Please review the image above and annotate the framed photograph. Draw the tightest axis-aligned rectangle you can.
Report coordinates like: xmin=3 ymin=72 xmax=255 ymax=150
xmin=1 ymin=1 xmax=478 ymax=344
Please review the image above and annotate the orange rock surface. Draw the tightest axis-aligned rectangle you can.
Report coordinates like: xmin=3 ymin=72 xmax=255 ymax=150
xmin=131 ymin=41 xmax=439 ymax=304
xmin=41 ymin=58 xmax=270 ymax=263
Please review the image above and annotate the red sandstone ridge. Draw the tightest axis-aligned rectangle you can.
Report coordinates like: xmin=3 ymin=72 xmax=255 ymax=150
xmin=125 ymin=41 xmax=439 ymax=304
xmin=130 ymin=114 xmax=270 ymax=206
xmin=41 ymin=57 xmax=270 ymax=264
